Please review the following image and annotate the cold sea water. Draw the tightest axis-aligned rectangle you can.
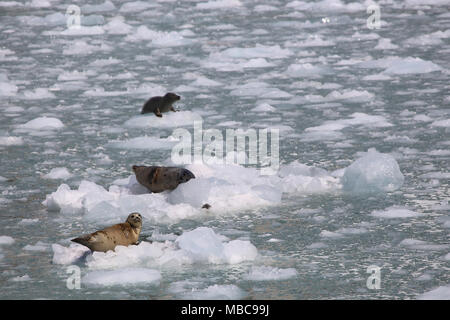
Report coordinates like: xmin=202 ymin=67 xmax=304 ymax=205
xmin=0 ymin=0 xmax=449 ymax=300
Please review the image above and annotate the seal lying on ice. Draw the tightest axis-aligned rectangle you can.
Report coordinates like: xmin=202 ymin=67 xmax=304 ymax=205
xmin=71 ymin=212 xmax=142 ymax=252
xmin=141 ymin=92 xmax=180 ymax=117
xmin=132 ymin=165 xmax=195 ymax=193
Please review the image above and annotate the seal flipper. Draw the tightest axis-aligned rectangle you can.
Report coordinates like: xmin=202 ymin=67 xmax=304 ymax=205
xmin=71 ymin=234 xmax=94 ymax=249
xmin=155 ymin=108 xmax=162 ymax=117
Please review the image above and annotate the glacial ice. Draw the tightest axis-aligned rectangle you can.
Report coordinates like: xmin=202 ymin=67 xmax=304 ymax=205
xmin=43 ymin=167 xmax=74 ymax=180
xmin=17 ymin=117 xmax=64 ymax=131
xmin=417 ymin=285 xmax=450 ymax=300
xmin=243 ymin=266 xmax=298 ymax=281
xmin=342 ymin=148 xmax=404 ymax=193
xmin=53 ymin=227 xmax=258 ymax=270
xmin=82 ymin=268 xmax=161 ymax=287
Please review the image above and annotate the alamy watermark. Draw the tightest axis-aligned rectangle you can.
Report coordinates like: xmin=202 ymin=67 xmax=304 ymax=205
xmin=366 ymin=265 xmax=381 ymax=289
xmin=66 ymin=5 xmax=81 ymax=30
xmin=170 ymin=119 xmax=279 ymax=175
xmin=66 ymin=265 xmax=81 ymax=290
xmin=367 ymin=4 xmax=381 ymax=30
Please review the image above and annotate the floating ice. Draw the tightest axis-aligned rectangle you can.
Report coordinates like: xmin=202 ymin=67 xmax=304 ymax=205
xmin=23 ymin=241 xmax=48 ymax=251
xmin=286 ymin=0 xmax=365 ymax=13
xmin=374 ymin=38 xmax=399 ymax=50
xmin=243 ymin=266 xmax=298 ymax=281
xmin=371 ymin=206 xmax=423 ymax=219
xmin=176 ymin=227 xmax=258 ymax=264
xmin=277 ymin=161 xmax=340 ymax=193
xmin=18 ymin=117 xmax=64 ymax=131
xmin=82 ymin=268 xmax=161 ymax=287
xmin=196 ymin=0 xmax=243 ymax=10
xmin=342 ymin=148 xmax=404 ymax=193
xmin=124 ymin=111 xmax=202 ymax=129
xmin=430 ymin=119 xmax=450 ymax=128
xmin=191 ymin=76 xmax=223 ymax=87
xmin=52 ymin=244 xmax=90 ymax=265
xmin=286 ymin=63 xmax=332 ymax=77
xmin=104 ymin=17 xmax=132 ymax=35
xmin=404 ymin=30 xmax=450 ymax=46
xmin=22 ymin=88 xmax=55 ymax=99
xmin=55 ymin=227 xmax=257 ymax=270
xmin=179 ymin=284 xmax=246 ymax=300
xmin=63 ymin=40 xmax=111 ymax=55
xmin=43 ymin=168 xmax=73 ymax=180
xmin=229 ymin=81 xmax=292 ymax=98
xmin=217 ymin=45 xmax=291 ymax=60
xmin=417 ymin=285 xmax=450 ymax=300
xmin=119 ymin=1 xmax=159 ymax=12
xmin=10 ymin=275 xmax=32 ymax=282
xmin=399 ymin=239 xmax=449 ymax=251
xmin=107 ymin=135 xmax=178 ymax=150
xmin=59 ymin=26 xmax=105 ymax=36
xmin=126 ymin=26 xmax=192 ymax=47
xmin=251 ymin=103 xmax=276 ymax=112
xmin=0 ymin=236 xmax=15 ymax=245
xmin=81 ymin=0 xmax=116 ymax=13
xmin=383 ymin=57 xmax=442 ymax=75
xmin=0 ymin=136 xmax=24 ymax=146
xmin=0 ymin=78 xmax=18 ymax=96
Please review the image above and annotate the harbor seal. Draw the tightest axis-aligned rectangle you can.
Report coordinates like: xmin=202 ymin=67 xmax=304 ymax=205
xmin=141 ymin=92 xmax=180 ymax=117
xmin=71 ymin=212 xmax=142 ymax=252
xmin=132 ymin=165 xmax=195 ymax=193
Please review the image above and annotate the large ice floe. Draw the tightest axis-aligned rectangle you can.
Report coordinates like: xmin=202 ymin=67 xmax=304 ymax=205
xmin=43 ymin=149 xmax=404 ymax=224
xmin=52 ymin=227 xmax=257 ymax=286
xmin=43 ymin=160 xmax=340 ymax=224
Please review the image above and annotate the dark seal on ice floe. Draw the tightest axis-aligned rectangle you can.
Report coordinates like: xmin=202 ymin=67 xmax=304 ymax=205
xmin=202 ymin=203 xmax=211 ymax=209
xmin=141 ymin=92 xmax=180 ymax=117
xmin=71 ymin=212 xmax=142 ymax=252
xmin=132 ymin=165 xmax=195 ymax=193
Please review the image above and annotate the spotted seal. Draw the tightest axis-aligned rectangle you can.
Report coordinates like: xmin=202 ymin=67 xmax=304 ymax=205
xmin=71 ymin=212 xmax=142 ymax=252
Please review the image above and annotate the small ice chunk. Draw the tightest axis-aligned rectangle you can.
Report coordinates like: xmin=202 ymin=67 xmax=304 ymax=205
xmin=196 ymin=0 xmax=242 ymax=10
xmin=43 ymin=167 xmax=73 ymax=180
xmin=251 ymin=103 xmax=276 ymax=112
xmin=223 ymin=240 xmax=258 ymax=264
xmin=399 ymin=239 xmax=448 ymax=251
xmin=383 ymin=57 xmax=442 ymax=75
xmin=18 ymin=117 xmax=64 ymax=131
xmin=371 ymin=206 xmax=422 ymax=219
xmin=342 ymin=148 xmax=404 ymax=193
xmin=0 ymin=78 xmax=18 ymax=96
xmin=107 ymin=136 xmax=177 ymax=150
xmin=0 ymin=236 xmax=15 ymax=245
xmin=0 ymin=136 xmax=24 ymax=146
xmin=176 ymin=227 xmax=226 ymax=264
xmin=82 ymin=268 xmax=161 ymax=286
xmin=23 ymin=241 xmax=48 ymax=251
xmin=10 ymin=275 xmax=32 ymax=282
xmin=176 ymin=227 xmax=257 ymax=264
xmin=52 ymin=243 xmax=90 ymax=265
xmin=430 ymin=119 xmax=450 ymax=128
xmin=180 ymin=284 xmax=246 ymax=300
xmin=244 ymin=266 xmax=298 ymax=281
xmin=417 ymin=285 xmax=450 ymax=300
xmin=22 ymin=88 xmax=55 ymax=99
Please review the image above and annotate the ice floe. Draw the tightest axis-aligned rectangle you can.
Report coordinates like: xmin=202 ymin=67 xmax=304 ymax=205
xmin=342 ymin=148 xmax=404 ymax=193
